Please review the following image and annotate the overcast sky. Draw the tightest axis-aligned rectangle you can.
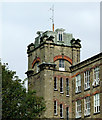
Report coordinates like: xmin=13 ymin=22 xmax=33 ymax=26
xmin=1 ymin=2 xmax=100 ymax=80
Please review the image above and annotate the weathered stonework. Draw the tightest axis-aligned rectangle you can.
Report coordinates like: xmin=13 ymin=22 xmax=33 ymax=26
xmin=71 ymin=53 xmax=102 ymax=119
xmin=26 ymin=28 xmax=101 ymax=119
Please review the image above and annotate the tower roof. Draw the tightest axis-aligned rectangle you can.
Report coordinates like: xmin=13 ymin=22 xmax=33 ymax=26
xmin=34 ymin=28 xmax=73 ymax=48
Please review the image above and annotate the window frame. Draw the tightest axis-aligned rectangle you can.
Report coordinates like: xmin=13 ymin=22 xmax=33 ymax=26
xmin=94 ymin=93 xmax=100 ymax=113
xmin=54 ymin=77 xmax=57 ymax=90
xmin=54 ymin=101 xmax=57 ymax=115
xmin=76 ymin=100 xmax=81 ymax=118
xmin=59 ymin=59 xmax=65 ymax=71
xmin=66 ymin=78 xmax=69 ymax=96
xmin=60 ymin=104 xmax=63 ymax=118
xmin=60 ymin=77 xmax=63 ymax=93
xmin=76 ymin=74 xmax=81 ymax=93
xmin=92 ymin=67 xmax=100 ymax=87
xmin=66 ymin=107 xmax=69 ymax=120
xmin=84 ymin=96 xmax=90 ymax=116
xmin=58 ymin=32 xmax=63 ymax=41
xmin=84 ymin=70 xmax=90 ymax=90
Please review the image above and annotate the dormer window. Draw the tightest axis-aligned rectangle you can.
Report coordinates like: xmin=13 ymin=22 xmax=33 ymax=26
xmin=55 ymin=28 xmax=65 ymax=41
xmin=58 ymin=32 xmax=63 ymax=41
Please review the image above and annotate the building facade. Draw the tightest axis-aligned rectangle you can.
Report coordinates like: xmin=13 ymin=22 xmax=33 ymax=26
xmin=71 ymin=53 xmax=102 ymax=119
xmin=26 ymin=28 xmax=102 ymax=119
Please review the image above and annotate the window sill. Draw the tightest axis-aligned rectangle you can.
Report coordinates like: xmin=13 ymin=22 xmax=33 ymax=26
xmin=76 ymin=117 xmax=81 ymax=119
xmin=59 ymin=68 xmax=65 ymax=71
xmin=54 ymin=113 xmax=58 ymax=116
xmin=84 ymin=114 xmax=90 ymax=117
xmin=66 ymin=95 xmax=69 ymax=97
xmin=60 ymin=117 xmax=64 ymax=119
xmin=54 ymin=89 xmax=58 ymax=91
xmin=75 ymin=91 xmax=81 ymax=94
xmin=84 ymin=88 xmax=90 ymax=91
xmin=93 ymin=84 xmax=100 ymax=88
xmin=60 ymin=92 xmax=64 ymax=94
xmin=93 ymin=111 xmax=100 ymax=115
xmin=57 ymin=41 xmax=64 ymax=43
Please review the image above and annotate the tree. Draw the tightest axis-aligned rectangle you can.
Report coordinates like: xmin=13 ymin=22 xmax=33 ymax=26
xmin=2 ymin=63 xmax=45 ymax=119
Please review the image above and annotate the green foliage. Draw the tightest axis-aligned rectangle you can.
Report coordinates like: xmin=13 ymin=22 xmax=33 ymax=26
xmin=2 ymin=64 xmax=45 ymax=119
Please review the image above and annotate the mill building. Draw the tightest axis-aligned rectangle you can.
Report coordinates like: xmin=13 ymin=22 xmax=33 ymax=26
xmin=26 ymin=28 xmax=102 ymax=119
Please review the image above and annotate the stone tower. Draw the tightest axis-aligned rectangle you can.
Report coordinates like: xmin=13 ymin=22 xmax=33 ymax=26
xmin=26 ymin=28 xmax=81 ymax=118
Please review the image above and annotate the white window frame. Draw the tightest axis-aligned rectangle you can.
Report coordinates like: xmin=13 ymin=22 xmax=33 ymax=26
xmin=94 ymin=94 xmax=100 ymax=113
xmin=59 ymin=59 xmax=65 ymax=71
xmin=54 ymin=101 xmax=57 ymax=115
xmin=84 ymin=70 xmax=90 ymax=90
xmin=84 ymin=96 xmax=90 ymax=116
xmin=76 ymin=75 xmax=81 ymax=93
xmin=92 ymin=67 xmax=100 ymax=87
xmin=60 ymin=104 xmax=63 ymax=118
xmin=76 ymin=100 xmax=81 ymax=118
xmin=58 ymin=32 xmax=63 ymax=41
xmin=66 ymin=78 xmax=69 ymax=96
xmin=54 ymin=77 xmax=57 ymax=90
xmin=60 ymin=77 xmax=63 ymax=93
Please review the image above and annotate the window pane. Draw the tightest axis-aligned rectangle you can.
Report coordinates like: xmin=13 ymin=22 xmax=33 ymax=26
xmin=58 ymin=32 xmax=63 ymax=41
xmin=66 ymin=78 xmax=69 ymax=95
xmin=84 ymin=71 xmax=90 ymax=89
xmin=66 ymin=107 xmax=69 ymax=120
xmin=61 ymin=34 xmax=62 ymax=41
xmin=54 ymin=77 xmax=57 ymax=90
xmin=60 ymin=78 xmax=63 ymax=92
xmin=60 ymin=104 xmax=63 ymax=118
xmin=93 ymin=67 xmax=100 ymax=86
xmin=94 ymin=94 xmax=100 ymax=113
xmin=59 ymin=60 xmax=64 ymax=68
xmin=54 ymin=101 xmax=57 ymax=114
xmin=59 ymin=34 xmax=61 ymax=41
xmin=76 ymin=100 xmax=81 ymax=118
xmin=76 ymin=75 xmax=81 ymax=93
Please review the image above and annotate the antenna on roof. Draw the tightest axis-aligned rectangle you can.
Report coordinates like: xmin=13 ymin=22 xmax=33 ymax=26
xmin=50 ymin=5 xmax=54 ymax=31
